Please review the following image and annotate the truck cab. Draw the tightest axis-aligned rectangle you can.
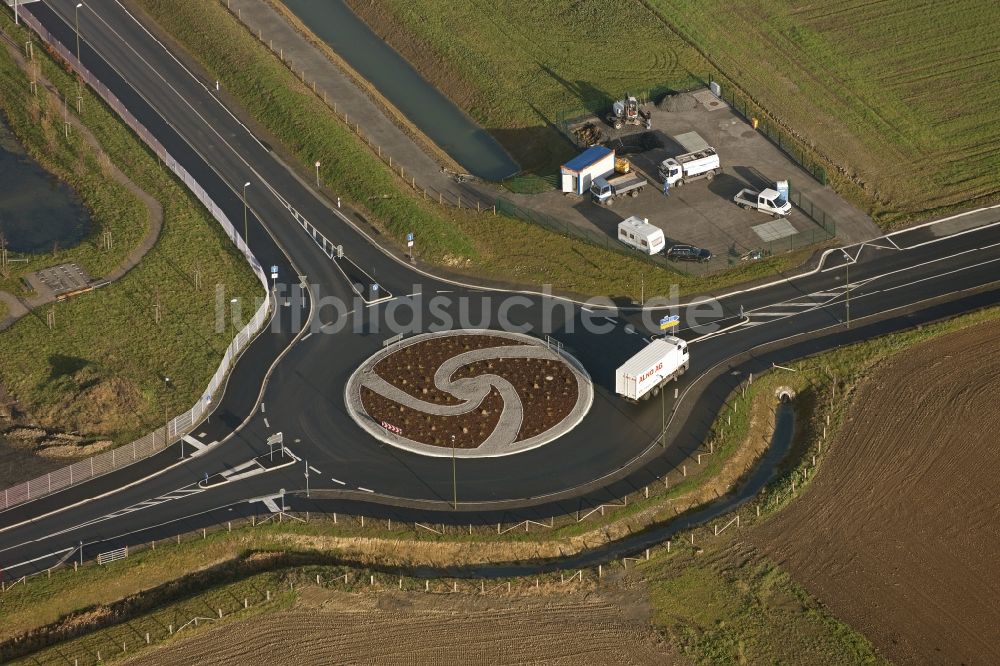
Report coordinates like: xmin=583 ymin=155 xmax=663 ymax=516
xmin=590 ymin=176 xmax=614 ymax=204
xmin=658 ymin=158 xmax=683 ymax=186
xmin=757 ymin=187 xmax=790 ymax=215
xmin=734 ymin=187 xmax=792 ymax=216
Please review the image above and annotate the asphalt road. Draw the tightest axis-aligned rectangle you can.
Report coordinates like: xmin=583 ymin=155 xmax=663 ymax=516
xmin=2 ymin=0 xmax=1000 ymax=578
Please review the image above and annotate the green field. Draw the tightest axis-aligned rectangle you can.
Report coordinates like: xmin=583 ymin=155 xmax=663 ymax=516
xmin=0 ymin=16 xmax=262 ymax=444
xmin=643 ymin=0 xmax=1000 ymax=224
xmin=351 ymin=0 xmax=1000 ymax=224
xmin=131 ymin=0 xmax=810 ymax=301
xmin=345 ymin=0 xmax=710 ymax=173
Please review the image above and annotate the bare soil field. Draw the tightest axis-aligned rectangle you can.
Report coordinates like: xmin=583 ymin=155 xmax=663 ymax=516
xmin=124 ymin=586 xmax=685 ymax=666
xmin=751 ymin=321 xmax=1000 ymax=664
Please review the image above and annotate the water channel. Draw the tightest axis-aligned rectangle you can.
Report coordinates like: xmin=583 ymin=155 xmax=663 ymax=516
xmin=278 ymin=0 xmax=520 ymax=181
xmin=0 ymin=117 xmax=91 ymax=254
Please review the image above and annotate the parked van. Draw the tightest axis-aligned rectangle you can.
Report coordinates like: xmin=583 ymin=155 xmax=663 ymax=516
xmin=617 ymin=217 xmax=665 ymax=255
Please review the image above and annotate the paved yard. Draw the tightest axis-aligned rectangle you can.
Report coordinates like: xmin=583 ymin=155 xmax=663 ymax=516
xmin=519 ymin=90 xmax=879 ymax=273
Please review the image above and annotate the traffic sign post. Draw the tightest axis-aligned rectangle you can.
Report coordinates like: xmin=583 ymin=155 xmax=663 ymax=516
xmin=270 ymin=265 xmax=279 ymax=291
xmin=406 ymin=232 xmax=414 ymax=262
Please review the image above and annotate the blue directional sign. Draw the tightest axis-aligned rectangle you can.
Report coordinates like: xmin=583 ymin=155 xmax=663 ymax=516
xmin=270 ymin=265 xmax=279 ymax=278
xmin=372 ymin=283 xmax=380 ymax=294
xmin=660 ymin=314 xmax=680 ymax=330
xmin=406 ymin=232 xmax=414 ymax=242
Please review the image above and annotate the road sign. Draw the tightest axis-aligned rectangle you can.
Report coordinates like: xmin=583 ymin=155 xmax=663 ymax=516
xmin=660 ymin=314 xmax=680 ymax=330
xmin=381 ymin=421 xmax=402 ymax=435
xmin=372 ymin=283 xmax=380 ymax=294
xmin=270 ymin=265 xmax=279 ymax=279
xmin=406 ymin=232 xmax=414 ymax=242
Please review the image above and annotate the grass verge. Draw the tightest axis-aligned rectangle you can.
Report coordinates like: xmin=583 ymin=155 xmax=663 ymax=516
xmin=0 ymin=15 xmax=262 ymax=444
xmin=129 ymin=0 xmax=811 ymax=302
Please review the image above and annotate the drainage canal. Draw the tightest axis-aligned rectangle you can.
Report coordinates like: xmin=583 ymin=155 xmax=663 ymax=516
xmin=278 ymin=0 xmax=520 ymax=180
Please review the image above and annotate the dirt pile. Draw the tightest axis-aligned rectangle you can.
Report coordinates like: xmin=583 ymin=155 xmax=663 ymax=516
xmin=658 ymin=93 xmax=698 ymax=112
xmin=750 ymin=321 xmax=1000 ymax=664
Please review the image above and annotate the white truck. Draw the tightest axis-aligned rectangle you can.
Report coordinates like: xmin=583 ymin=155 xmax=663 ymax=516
xmin=615 ymin=337 xmax=689 ymax=402
xmin=590 ymin=172 xmax=647 ymax=205
xmin=733 ymin=187 xmax=792 ymax=217
xmin=617 ymin=216 xmax=665 ymax=255
xmin=658 ymin=147 xmax=720 ymax=187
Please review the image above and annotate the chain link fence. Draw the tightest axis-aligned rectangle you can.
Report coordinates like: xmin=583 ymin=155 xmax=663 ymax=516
xmin=0 ymin=12 xmax=273 ymax=512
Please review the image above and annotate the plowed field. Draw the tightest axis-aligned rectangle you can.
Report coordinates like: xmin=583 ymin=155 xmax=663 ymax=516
xmin=751 ymin=321 xmax=1000 ymax=664
xmin=124 ymin=590 xmax=684 ymax=665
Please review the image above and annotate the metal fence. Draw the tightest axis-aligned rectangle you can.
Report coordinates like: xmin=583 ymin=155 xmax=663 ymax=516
xmin=494 ymin=196 xmax=686 ymax=274
xmin=0 ymin=12 xmax=272 ymax=512
xmin=713 ymin=80 xmax=829 ymax=186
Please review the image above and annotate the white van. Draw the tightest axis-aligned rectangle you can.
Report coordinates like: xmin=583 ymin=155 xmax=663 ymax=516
xmin=617 ymin=216 xmax=665 ymax=255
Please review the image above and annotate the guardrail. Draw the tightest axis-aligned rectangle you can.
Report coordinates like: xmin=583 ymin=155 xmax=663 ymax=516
xmin=0 ymin=11 xmax=272 ymax=512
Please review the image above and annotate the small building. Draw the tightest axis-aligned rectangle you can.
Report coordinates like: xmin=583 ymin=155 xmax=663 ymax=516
xmin=560 ymin=146 xmax=614 ymax=195
xmin=617 ymin=216 xmax=665 ymax=255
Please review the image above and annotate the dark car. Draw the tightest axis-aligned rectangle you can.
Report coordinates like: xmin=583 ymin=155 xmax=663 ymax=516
xmin=665 ymin=244 xmax=712 ymax=262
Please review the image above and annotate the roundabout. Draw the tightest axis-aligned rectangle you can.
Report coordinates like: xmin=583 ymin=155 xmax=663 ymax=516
xmin=345 ymin=330 xmax=594 ymax=457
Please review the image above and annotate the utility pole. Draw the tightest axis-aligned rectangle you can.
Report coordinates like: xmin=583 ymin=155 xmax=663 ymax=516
xmin=660 ymin=382 xmax=666 ymax=447
xmin=305 ymin=460 xmax=310 ymax=498
xmin=845 ymin=259 xmax=851 ymax=328
xmin=451 ymin=434 xmax=457 ymax=509
xmin=74 ymin=3 xmax=83 ymax=64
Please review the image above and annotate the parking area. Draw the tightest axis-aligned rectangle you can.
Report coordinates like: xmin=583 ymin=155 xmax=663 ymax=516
xmin=521 ymin=89 xmax=877 ymax=274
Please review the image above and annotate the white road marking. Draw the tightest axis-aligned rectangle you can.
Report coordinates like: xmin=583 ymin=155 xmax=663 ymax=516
xmin=309 ymin=465 xmax=321 ymax=475
xmin=602 ymin=317 xmax=617 ymax=325
xmin=357 ymin=487 xmax=375 ymax=493
xmin=330 ymin=478 xmax=346 ymax=485
xmin=300 ymin=332 xmax=313 ymax=341
xmin=260 ymin=403 xmax=265 ymax=413
xmin=261 ymin=497 xmax=280 ymax=513
xmin=264 ymin=417 xmax=270 ymax=428
xmin=181 ymin=435 xmax=206 ymax=451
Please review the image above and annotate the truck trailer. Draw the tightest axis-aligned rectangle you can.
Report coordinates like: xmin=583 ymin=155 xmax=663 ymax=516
xmin=617 ymin=217 xmax=665 ymax=255
xmin=615 ymin=337 xmax=689 ymax=402
xmin=591 ymin=172 xmax=647 ymax=205
xmin=658 ymin=147 xmax=720 ymax=187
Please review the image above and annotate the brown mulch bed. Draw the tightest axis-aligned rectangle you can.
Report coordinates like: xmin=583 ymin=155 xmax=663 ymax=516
xmin=360 ymin=386 xmax=502 ymax=449
xmin=373 ymin=335 xmax=523 ymax=405
xmin=453 ymin=357 xmax=577 ymax=440
xmin=362 ymin=335 xmax=579 ymax=448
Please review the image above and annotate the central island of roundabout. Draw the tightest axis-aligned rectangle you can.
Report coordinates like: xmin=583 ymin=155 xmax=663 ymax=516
xmin=345 ymin=330 xmax=594 ymax=457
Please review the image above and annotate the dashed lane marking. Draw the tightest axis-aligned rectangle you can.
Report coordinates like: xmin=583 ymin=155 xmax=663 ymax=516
xmin=330 ymin=478 xmax=346 ymax=485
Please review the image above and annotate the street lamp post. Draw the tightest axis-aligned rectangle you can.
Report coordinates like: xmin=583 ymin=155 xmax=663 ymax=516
xmin=660 ymin=381 xmax=666 ymax=447
xmin=74 ymin=3 xmax=83 ymax=64
xmin=13 ymin=0 xmax=18 ymax=26
xmin=242 ymin=182 xmax=250 ymax=246
xmin=451 ymin=434 xmax=457 ymax=509
xmin=845 ymin=258 xmax=851 ymax=329
xmin=305 ymin=460 xmax=310 ymax=498
xmin=314 ymin=161 xmax=321 ymax=187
